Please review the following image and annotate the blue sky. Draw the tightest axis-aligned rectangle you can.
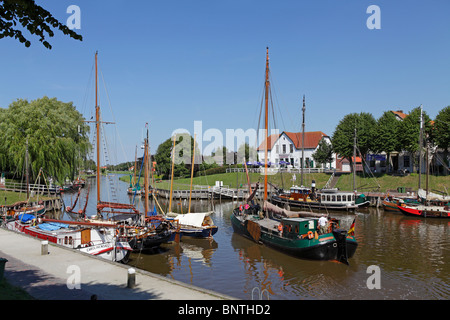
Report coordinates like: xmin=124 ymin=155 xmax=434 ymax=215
xmin=1 ymin=0 xmax=449 ymax=164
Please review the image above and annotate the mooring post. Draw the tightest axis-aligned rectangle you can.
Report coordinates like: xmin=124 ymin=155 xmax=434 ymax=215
xmin=127 ymin=268 xmax=136 ymax=288
xmin=41 ymin=240 xmax=48 ymax=255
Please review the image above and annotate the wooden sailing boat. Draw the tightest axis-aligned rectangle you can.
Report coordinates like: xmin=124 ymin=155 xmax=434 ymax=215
xmin=124 ymin=123 xmax=176 ymax=250
xmin=230 ymin=48 xmax=358 ymax=264
xmin=78 ymin=55 xmax=175 ymax=251
xmin=166 ymin=134 xmax=218 ymax=238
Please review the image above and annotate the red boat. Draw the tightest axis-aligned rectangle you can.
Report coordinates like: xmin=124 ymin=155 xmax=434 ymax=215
xmin=397 ymin=204 xmax=450 ymax=218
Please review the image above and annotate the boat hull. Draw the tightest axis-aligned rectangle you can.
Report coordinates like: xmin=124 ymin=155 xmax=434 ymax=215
xmin=382 ymin=199 xmax=400 ymax=212
xmin=180 ymin=226 xmax=218 ymax=238
xmin=230 ymin=213 xmax=357 ymax=263
xmin=14 ymin=205 xmax=46 ymax=217
xmin=397 ymin=205 xmax=450 ymax=218
xmin=7 ymin=220 xmax=133 ymax=262
xmin=128 ymin=230 xmax=173 ymax=251
xmin=271 ymin=195 xmax=368 ymax=211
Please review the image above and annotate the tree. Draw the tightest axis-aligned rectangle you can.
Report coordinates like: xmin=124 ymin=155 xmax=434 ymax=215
xmin=0 ymin=96 xmax=91 ymax=182
xmin=373 ymin=111 xmax=401 ymax=172
xmin=331 ymin=112 xmax=376 ymax=166
xmin=434 ymin=106 xmax=450 ymax=174
xmin=397 ymin=107 xmax=432 ymax=173
xmin=237 ymin=142 xmax=257 ymax=163
xmin=398 ymin=107 xmax=432 ymax=153
xmin=312 ymin=139 xmax=333 ymax=168
xmin=154 ymin=134 xmax=200 ymax=179
xmin=0 ymin=0 xmax=82 ymax=49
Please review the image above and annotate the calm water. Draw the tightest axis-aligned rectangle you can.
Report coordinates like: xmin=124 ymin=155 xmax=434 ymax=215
xmin=59 ymin=174 xmax=450 ymax=300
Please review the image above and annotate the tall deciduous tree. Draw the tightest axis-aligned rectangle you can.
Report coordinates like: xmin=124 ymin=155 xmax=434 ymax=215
xmin=397 ymin=107 xmax=432 ymax=173
xmin=0 ymin=0 xmax=82 ymax=49
xmin=154 ymin=134 xmax=200 ymax=179
xmin=331 ymin=112 xmax=376 ymax=166
xmin=373 ymin=111 xmax=401 ymax=172
xmin=398 ymin=107 xmax=432 ymax=153
xmin=0 ymin=96 xmax=91 ymax=182
xmin=434 ymin=106 xmax=450 ymax=174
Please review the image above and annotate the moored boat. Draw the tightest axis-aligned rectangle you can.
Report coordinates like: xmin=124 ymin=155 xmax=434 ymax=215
xmin=272 ymin=185 xmax=369 ymax=211
xmin=382 ymin=195 xmax=420 ymax=212
xmin=6 ymin=215 xmax=132 ymax=262
xmin=168 ymin=211 xmax=218 ymax=238
xmin=231 ymin=201 xmax=357 ymax=264
xmin=397 ymin=203 xmax=450 ymax=218
xmin=64 ymin=54 xmax=178 ymax=252
xmin=231 ymin=48 xmax=357 ymax=265
xmin=10 ymin=203 xmax=46 ymax=217
xmin=165 ymin=134 xmax=218 ymax=239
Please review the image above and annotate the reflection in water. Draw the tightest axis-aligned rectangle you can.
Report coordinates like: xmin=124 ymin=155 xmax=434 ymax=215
xmin=57 ymin=175 xmax=449 ymax=300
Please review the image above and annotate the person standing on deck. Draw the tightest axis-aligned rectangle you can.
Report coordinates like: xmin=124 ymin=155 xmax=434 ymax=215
xmin=318 ymin=215 xmax=328 ymax=234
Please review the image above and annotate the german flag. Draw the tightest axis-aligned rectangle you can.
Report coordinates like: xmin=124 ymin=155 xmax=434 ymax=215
xmin=347 ymin=218 xmax=356 ymax=236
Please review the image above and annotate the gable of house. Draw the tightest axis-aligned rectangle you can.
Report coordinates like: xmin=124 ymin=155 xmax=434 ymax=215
xmin=257 ymin=131 xmax=328 ymax=151
xmin=391 ymin=110 xmax=408 ymax=121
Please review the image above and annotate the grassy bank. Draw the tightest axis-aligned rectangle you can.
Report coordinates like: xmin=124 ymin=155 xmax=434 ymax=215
xmin=0 ymin=279 xmax=34 ymax=300
xmin=0 ymin=190 xmax=57 ymax=206
xmin=121 ymin=171 xmax=332 ymax=191
xmin=121 ymin=171 xmax=449 ymax=194
xmin=336 ymin=173 xmax=449 ymax=193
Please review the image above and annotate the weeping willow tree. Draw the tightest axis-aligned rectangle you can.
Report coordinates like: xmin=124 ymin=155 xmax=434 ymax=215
xmin=0 ymin=96 xmax=91 ymax=183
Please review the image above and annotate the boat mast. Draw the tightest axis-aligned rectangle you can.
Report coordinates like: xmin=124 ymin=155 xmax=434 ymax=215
xmin=95 ymin=51 xmax=101 ymax=204
xmin=133 ymin=145 xmax=137 ymax=188
xmin=418 ymin=104 xmax=423 ymax=190
xmin=301 ymin=95 xmax=305 ymax=187
xmin=169 ymin=135 xmax=176 ymax=212
xmin=264 ymin=47 xmax=269 ymax=201
xmin=188 ymin=134 xmax=196 ymax=213
xmin=25 ymin=138 xmax=29 ymax=200
xmin=144 ymin=124 xmax=149 ymax=216
xmin=353 ymin=127 xmax=357 ymax=192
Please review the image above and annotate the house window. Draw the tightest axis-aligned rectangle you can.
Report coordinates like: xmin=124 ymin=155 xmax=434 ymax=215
xmin=403 ymin=155 xmax=410 ymax=168
xmin=283 ymin=144 xmax=286 ymax=153
xmin=290 ymin=144 xmax=293 ymax=153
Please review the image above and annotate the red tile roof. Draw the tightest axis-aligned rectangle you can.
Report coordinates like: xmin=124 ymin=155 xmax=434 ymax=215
xmin=257 ymin=131 xmax=328 ymax=151
xmin=391 ymin=110 xmax=408 ymax=120
xmin=284 ymin=131 xmax=328 ymax=149
xmin=257 ymin=133 xmax=280 ymax=151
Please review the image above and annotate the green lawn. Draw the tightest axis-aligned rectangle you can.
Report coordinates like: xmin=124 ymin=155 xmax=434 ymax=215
xmin=335 ymin=172 xmax=449 ymax=193
xmin=124 ymin=171 xmax=335 ymax=190
xmin=0 ymin=190 xmax=58 ymax=206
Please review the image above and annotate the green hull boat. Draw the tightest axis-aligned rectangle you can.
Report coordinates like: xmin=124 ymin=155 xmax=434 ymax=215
xmin=231 ymin=204 xmax=357 ymax=265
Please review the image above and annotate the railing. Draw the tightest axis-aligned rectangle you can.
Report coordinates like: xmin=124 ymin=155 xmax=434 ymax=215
xmin=0 ymin=181 xmax=60 ymax=195
xmin=323 ymin=171 xmax=335 ymax=189
xmin=226 ymin=167 xmax=329 ymax=174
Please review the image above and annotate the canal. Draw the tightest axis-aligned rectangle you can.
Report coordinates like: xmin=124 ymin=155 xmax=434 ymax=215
xmin=59 ymin=174 xmax=449 ymax=300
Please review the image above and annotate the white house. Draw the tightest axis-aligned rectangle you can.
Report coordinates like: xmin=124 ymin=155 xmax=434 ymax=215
xmin=257 ymin=131 xmax=336 ymax=169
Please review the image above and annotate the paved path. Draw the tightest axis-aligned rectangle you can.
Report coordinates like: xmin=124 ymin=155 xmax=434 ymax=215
xmin=0 ymin=228 xmax=234 ymax=300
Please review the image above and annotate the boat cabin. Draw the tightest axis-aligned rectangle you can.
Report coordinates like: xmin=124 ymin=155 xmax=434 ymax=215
xmin=281 ymin=185 xmax=312 ymax=201
xmin=318 ymin=189 xmax=355 ymax=206
xmin=281 ymin=217 xmax=318 ymax=239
